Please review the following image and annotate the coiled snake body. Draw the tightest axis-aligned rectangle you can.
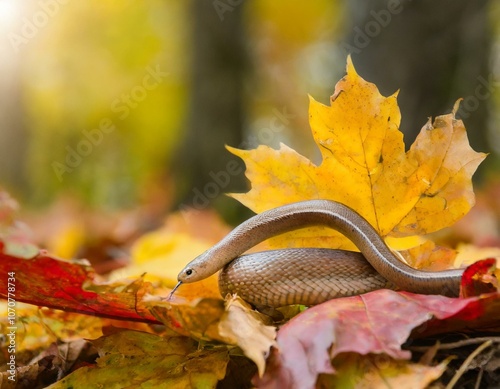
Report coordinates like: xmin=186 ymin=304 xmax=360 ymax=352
xmin=175 ymin=200 xmax=463 ymax=307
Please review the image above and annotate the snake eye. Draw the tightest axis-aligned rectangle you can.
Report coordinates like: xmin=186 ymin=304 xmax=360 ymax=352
xmin=186 ymin=269 xmax=193 ymax=276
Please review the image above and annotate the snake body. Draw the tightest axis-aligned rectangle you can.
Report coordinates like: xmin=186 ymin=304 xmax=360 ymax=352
xmin=218 ymin=248 xmax=395 ymax=307
xmin=177 ymin=200 xmax=464 ymax=307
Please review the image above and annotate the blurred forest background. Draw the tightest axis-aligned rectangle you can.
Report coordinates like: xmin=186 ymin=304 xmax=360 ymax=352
xmin=1 ymin=0 xmax=499 ymax=225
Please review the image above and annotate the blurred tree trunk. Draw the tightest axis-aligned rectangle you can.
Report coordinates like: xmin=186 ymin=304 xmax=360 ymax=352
xmin=0 ymin=53 xmax=27 ymax=195
xmin=172 ymin=0 xmax=249 ymax=222
xmin=344 ymin=0 xmax=492 ymax=176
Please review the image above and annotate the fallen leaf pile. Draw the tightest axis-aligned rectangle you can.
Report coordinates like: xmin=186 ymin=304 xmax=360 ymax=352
xmin=2 ymin=58 xmax=500 ymax=388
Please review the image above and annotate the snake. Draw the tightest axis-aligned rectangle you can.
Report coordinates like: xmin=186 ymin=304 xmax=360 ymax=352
xmin=173 ymin=200 xmax=464 ymax=308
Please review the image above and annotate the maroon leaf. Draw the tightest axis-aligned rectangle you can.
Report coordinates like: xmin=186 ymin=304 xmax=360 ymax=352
xmin=256 ymin=289 xmax=500 ymax=389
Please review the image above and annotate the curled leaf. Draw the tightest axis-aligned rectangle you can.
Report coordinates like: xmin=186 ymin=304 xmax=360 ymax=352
xmin=218 ymin=295 xmax=277 ymax=377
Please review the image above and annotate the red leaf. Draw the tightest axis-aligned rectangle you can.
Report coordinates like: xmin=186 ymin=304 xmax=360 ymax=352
xmin=0 ymin=241 xmax=160 ymax=324
xmin=255 ymin=289 xmax=500 ymax=389
xmin=460 ymin=258 xmax=499 ymax=297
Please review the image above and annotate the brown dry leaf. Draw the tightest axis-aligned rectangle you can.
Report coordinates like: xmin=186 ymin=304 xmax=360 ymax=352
xmin=149 ymin=298 xmax=227 ymax=341
xmin=147 ymin=295 xmax=277 ymax=377
xmin=218 ymin=295 xmax=277 ymax=377
xmin=148 ymin=294 xmax=277 ymax=369
xmin=0 ymin=339 xmax=93 ymax=388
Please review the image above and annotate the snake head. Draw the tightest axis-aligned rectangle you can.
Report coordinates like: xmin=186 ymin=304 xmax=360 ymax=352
xmin=176 ymin=250 xmax=221 ymax=283
xmin=178 ymin=267 xmax=197 ymax=282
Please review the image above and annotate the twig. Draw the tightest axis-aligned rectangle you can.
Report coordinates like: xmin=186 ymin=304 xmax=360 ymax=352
xmin=445 ymin=340 xmax=492 ymax=389
xmin=407 ymin=337 xmax=500 ymax=352
xmin=474 ymin=367 xmax=484 ymax=389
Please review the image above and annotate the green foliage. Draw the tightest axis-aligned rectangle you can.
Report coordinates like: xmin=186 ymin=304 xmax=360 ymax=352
xmin=23 ymin=0 xmax=188 ymax=207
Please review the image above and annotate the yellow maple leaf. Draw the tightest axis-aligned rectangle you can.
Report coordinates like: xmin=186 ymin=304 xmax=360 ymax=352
xmin=229 ymin=57 xmax=486 ymax=252
xmin=126 ymin=209 xmax=228 ymax=299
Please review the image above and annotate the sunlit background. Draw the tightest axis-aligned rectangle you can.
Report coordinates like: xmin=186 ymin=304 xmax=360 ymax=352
xmin=0 ymin=0 xmax=499 ymax=221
